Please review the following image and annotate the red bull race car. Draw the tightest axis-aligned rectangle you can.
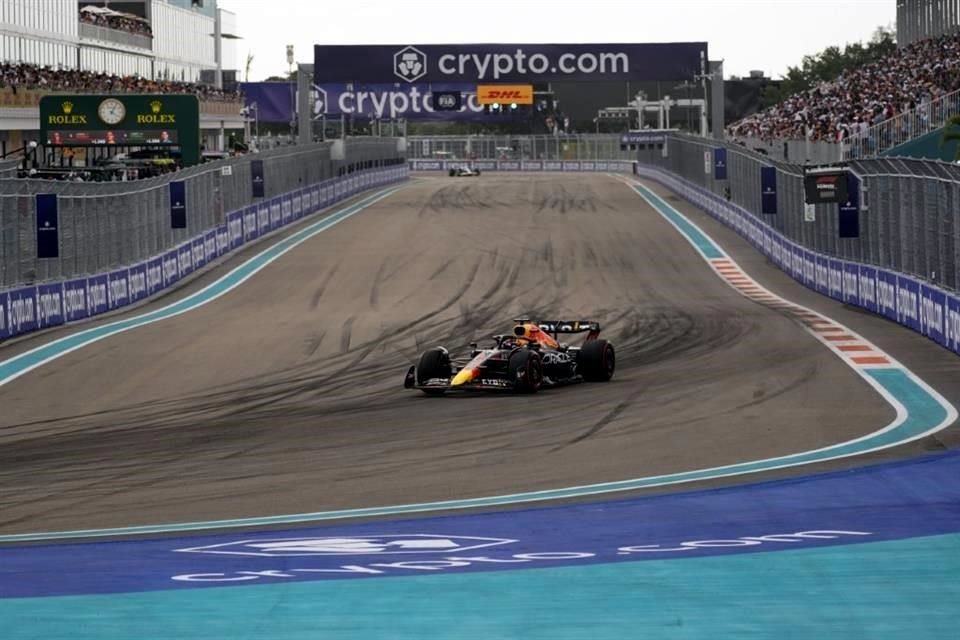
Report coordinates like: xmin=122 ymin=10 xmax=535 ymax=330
xmin=404 ymin=319 xmax=615 ymax=395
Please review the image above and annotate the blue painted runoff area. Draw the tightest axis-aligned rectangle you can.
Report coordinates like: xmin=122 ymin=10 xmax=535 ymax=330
xmin=3 ymin=449 xmax=960 ymax=599
xmin=2 ymin=451 xmax=960 ymax=638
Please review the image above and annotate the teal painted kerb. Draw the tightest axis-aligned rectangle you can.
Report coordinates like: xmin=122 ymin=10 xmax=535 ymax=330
xmin=2 ymin=533 xmax=959 ymax=640
xmin=632 ymin=183 xmax=726 ymax=259
xmin=0 ymin=367 xmax=945 ymax=543
xmin=0 ymin=186 xmax=403 ymax=387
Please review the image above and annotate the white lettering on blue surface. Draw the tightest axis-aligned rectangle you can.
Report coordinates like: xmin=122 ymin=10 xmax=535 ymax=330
xmin=147 ymin=263 xmax=162 ymax=291
xmin=878 ymin=279 xmax=896 ymax=313
xmin=9 ymin=295 xmax=35 ymax=330
xmin=88 ymin=282 xmax=108 ymax=310
xmin=129 ymin=270 xmax=147 ymax=299
xmin=920 ymin=296 xmax=944 ymax=336
xmin=898 ymin=286 xmax=918 ymax=321
xmin=38 ymin=290 xmax=61 ymax=321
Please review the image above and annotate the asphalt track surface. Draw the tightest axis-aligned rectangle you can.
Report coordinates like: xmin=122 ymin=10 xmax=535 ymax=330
xmin=0 ymin=173 xmax=957 ymax=536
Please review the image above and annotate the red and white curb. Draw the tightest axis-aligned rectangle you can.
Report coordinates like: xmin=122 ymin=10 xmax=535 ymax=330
xmin=709 ymin=257 xmax=897 ymax=370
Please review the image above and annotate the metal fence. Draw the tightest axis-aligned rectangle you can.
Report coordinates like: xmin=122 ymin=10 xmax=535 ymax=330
xmin=639 ymin=133 xmax=960 ymax=292
xmin=406 ymin=134 xmax=638 ymax=162
xmin=0 ymin=137 xmax=402 ymax=288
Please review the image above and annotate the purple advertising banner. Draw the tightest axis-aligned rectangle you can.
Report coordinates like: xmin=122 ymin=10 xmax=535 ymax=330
xmin=292 ymin=194 xmax=303 ymax=219
xmin=146 ymin=257 xmax=163 ymax=296
xmin=192 ymin=237 xmax=206 ymax=271
xmin=948 ymin=294 xmax=960 ymax=354
xmin=842 ymin=262 xmax=859 ymax=305
xmin=896 ymin=275 xmax=921 ymax=332
xmin=36 ymin=282 xmax=64 ymax=329
xmin=311 ymin=186 xmax=320 ymax=211
xmin=0 ymin=292 xmax=7 ymax=339
xmin=242 ymin=206 xmax=258 ymax=243
xmin=163 ymin=249 xmax=181 ymax=286
xmin=313 ymin=43 xmax=708 ymax=84
xmin=215 ymin=225 xmax=230 ymax=258
xmin=6 ymin=286 xmax=37 ymax=335
xmin=63 ymin=278 xmax=89 ymax=323
xmin=128 ymin=262 xmax=148 ymax=303
xmin=227 ymin=212 xmax=243 ymax=251
xmin=87 ymin=274 xmax=109 ymax=316
xmin=524 ymin=161 xmax=543 ymax=171
xmin=803 ymin=250 xmax=817 ymax=289
xmin=919 ymin=284 xmax=948 ymax=346
xmin=859 ymin=266 xmax=878 ymax=313
xmin=282 ymin=196 xmax=293 ymax=225
xmin=108 ymin=268 xmax=130 ymax=311
xmin=270 ymin=199 xmax=282 ymax=229
xmin=814 ymin=256 xmax=830 ymax=296
xmin=177 ymin=243 xmax=194 ymax=278
xmin=204 ymin=230 xmax=219 ymax=263
xmin=828 ymin=259 xmax=844 ymax=301
xmin=876 ymin=269 xmax=898 ymax=322
xmin=259 ymin=202 xmax=272 ymax=235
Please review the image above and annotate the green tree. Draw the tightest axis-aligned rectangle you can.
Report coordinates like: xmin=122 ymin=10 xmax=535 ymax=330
xmin=762 ymin=24 xmax=896 ymax=107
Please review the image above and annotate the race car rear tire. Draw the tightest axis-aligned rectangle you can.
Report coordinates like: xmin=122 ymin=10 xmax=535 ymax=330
xmin=508 ymin=349 xmax=543 ymax=393
xmin=449 ymin=169 xmax=456 ymax=177
xmin=578 ymin=339 xmax=615 ymax=382
xmin=474 ymin=169 xmax=481 ymax=176
xmin=416 ymin=347 xmax=452 ymax=395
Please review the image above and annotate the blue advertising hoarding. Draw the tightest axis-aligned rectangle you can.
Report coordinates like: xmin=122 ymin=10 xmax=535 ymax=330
xmin=128 ymin=263 xmax=148 ymax=303
xmin=36 ymin=282 xmax=63 ymax=329
xmin=313 ymin=42 xmax=708 ymax=84
xmin=713 ymin=147 xmax=727 ymax=180
xmin=920 ymin=284 xmax=948 ymax=346
xmin=36 ymin=193 xmax=60 ymax=259
xmin=87 ymin=274 xmax=109 ymax=316
xmin=146 ymin=257 xmax=163 ymax=296
xmin=6 ymin=286 xmax=36 ymax=335
xmin=948 ymin=294 xmax=960 ymax=354
xmin=838 ymin=173 xmax=859 ymax=238
xmin=108 ymin=269 xmax=130 ymax=310
xmin=170 ymin=180 xmax=187 ymax=229
xmin=62 ymin=278 xmax=89 ymax=322
xmin=251 ymin=159 xmax=265 ymax=198
xmin=760 ymin=166 xmax=777 ymax=214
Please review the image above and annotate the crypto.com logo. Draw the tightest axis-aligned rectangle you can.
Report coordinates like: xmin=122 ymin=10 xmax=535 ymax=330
xmin=394 ymin=46 xmax=427 ymax=83
xmin=174 ymin=534 xmax=516 ymax=557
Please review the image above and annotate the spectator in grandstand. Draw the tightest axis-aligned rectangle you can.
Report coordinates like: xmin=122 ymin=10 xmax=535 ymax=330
xmin=0 ymin=62 xmax=240 ymax=101
xmin=727 ymin=32 xmax=960 ymax=143
xmin=79 ymin=7 xmax=152 ymax=37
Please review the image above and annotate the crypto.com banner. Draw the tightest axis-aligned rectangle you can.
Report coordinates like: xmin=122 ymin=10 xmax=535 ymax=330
xmin=313 ymin=43 xmax=707 ymax=84
xmin=242 ymin=82 xmax=494 ymax=121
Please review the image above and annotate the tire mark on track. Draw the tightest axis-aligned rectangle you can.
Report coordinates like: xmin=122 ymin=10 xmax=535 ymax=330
xmin=340 ymin=316 xmax=356 ymax=353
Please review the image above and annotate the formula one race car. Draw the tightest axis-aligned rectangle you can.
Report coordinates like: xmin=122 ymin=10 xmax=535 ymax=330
xmin=404 ymin=319 xmax=615 ymax=395
xmin=449 ymin=165 xmax=481 ymax=177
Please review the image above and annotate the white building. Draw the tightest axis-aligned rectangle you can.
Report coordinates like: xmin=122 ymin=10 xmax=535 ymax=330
xmin=0 ymin=0 xmax=241 ymax=149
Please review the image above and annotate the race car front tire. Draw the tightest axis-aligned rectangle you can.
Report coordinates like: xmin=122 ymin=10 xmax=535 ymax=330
xmin=508 ymin=349 xmax=543 ymax=393
xmin=416 ymin=347 xmax=452 ymax=395
xmin=578 ymin=339 xmax=615 ymax=382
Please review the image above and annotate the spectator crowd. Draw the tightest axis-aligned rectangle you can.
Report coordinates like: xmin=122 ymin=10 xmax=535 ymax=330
xmin=727 ymin=32 xmax=960 ymax=143
xmin=0 ymin=62 xmax=241 ymax=101
xmin=79 ymin=5 xmax=152 ymax=37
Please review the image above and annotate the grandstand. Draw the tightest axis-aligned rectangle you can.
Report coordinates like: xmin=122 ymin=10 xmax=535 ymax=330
xmin=726 ymin=0 xmax=960 ymax=162
xmin=0 ymin=0 xmax=242 ymax=159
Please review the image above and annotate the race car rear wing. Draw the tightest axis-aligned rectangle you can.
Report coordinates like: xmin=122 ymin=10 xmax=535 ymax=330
xmin=535 ymin=320 xmax=601 ymax=339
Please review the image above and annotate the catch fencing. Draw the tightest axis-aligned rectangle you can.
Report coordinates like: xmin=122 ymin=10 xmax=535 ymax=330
xmin=635 ymin=132 xmax=960 ymax=356
xmin=407 ymin=134 xmax=638 ymax=162
xmin=639 ymin=133 xmax=960 ymax=293
xmin=0 ymin=137 xmax=401 ymax=289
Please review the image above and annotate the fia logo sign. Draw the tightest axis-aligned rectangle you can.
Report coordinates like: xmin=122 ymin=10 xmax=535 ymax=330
xmin=394 ymin=46 xmax=427 ymax=83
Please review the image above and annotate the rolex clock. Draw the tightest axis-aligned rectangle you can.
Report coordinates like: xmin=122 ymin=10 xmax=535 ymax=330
xmin=97 ymin=98 xmax=126 ymax=125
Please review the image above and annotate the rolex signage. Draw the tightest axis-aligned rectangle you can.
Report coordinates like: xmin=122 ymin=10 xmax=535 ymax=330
xmin=39 ymin=94 xmax=201 ymax=166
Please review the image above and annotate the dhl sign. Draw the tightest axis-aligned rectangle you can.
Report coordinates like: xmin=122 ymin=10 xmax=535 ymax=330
xmin=475 ymin=84 xmax=534 ymax=105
